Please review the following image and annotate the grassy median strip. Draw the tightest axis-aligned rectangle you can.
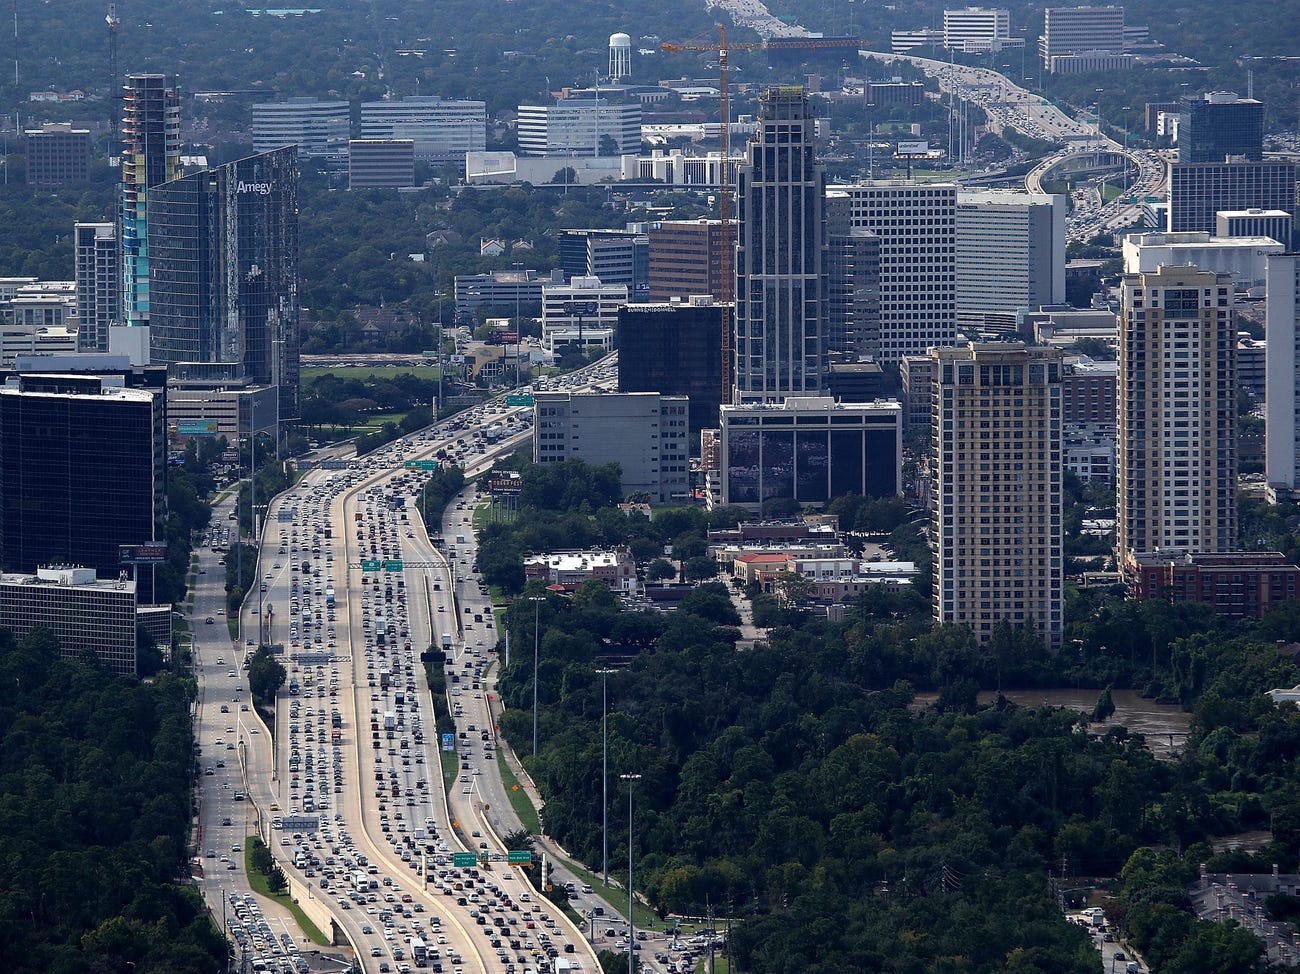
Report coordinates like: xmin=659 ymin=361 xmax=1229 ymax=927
xmin=242 ymin=843 xmax=330 ymax=946
xmin=560 ymin=859 xmax=662 ymax=931
xmin=494 ymin=748 xmax=541 ymax=834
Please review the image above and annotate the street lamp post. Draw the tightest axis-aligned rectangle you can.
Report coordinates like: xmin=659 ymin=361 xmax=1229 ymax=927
xmin=596 ymin=667 xmax=618 ymax=887
xmin=620 ymin=772 xmax=642 ymax=974
xmin=530 ymin=595 xmax=545 ymax=757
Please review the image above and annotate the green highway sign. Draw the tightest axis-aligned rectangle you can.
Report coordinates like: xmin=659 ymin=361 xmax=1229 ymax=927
xmin=507 ymin=850 xmax=532 ymax=864
xmin=361 ymin=559 xmax=382 ymax=572
xmin=453 ymin=852 xmax=477 ymax=868
xmin=405 ymin=459 xmax=440 ymax=471
xmin=506 ymin=394 xmax=534 ymax=407
xmin=384 ymin=560 xmax=404 ymax=572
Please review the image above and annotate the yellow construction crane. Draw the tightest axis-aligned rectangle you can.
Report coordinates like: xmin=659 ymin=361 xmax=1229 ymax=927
xmin=661 ymin=28 xmax=864 ymax=406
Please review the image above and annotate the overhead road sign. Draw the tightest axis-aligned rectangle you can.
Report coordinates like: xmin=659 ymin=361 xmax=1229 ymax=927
xmin=384 ymin=560 xmax=404 ymax=572
xmin=453 ymin=852 xmax=477 ymax=868
xmin=177 ymin=420 xmax=221 ymax=436
xmin=406 ymin=460 xmax=440 ymax=471
xmin=507 ymin=850 xmax=532 ymax=864
xmin=505 ymin=394 xmax=534 ymax=407
xmin=361 ymin=559 xmax=382 ymax=572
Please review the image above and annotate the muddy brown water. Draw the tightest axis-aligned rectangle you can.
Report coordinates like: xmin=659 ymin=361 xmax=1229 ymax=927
xmin=912 ymin=688 xmax=1194 ymax=759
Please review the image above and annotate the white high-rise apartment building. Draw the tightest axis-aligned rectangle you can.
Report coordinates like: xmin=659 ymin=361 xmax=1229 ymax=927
xmin=252 ymin=98 xmax=351 ymax=159
xmin=931 ymin=342 xmax=1063 ymax=648
xmin=1117 ymin=266 xmax=1237 ymax=573
xmin=956 ymin=190 xmax=1065 ymax=331
xmin=516 ymin=101 xmax=641 ymax=157
xmin=1265 ymin=254 xmax=1300 ymax=495
xmin=943 ymin=7 xmax=1011 ymax=53
xmin=833 ymin=182 xmax=958 ymax=365
xmin=359 ymin=96 xmax=487 ymax=162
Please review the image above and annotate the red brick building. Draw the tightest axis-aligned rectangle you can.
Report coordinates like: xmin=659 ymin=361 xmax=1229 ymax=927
xmin=1130 ymin=550 xmax=1300 ymax=620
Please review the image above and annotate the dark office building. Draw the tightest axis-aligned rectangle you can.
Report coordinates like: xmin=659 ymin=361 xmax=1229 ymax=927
xmin=147 ymin=146 xmax=301 ymax=418
xmin=1179 ymin=91 xmax=1264 ymax=163
xmin=617 ymin=297 xmax=722 ymax=436
xmin=647 ymin=219 xmax=725 ymax=302
xmin=0 ymin=373 xmax=165 ymax=579
xmin=719 ymin=398 xmax=902 ymax=508
xmin=1168 ymin=161 xmax=1298 ymax=247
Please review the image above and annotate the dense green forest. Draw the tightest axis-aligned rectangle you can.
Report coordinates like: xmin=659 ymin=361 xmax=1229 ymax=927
xmin=497 ymin=580 xmax=1300 ymax=973
xmin=0 ymin=630 xmax=225 ymax=974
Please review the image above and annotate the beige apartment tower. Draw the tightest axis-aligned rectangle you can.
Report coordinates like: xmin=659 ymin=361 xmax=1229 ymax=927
xmin=1117 ymin=266 xmax=1236 ymax=574
xmin=931 ymin=343 xmax=1063 ymax=648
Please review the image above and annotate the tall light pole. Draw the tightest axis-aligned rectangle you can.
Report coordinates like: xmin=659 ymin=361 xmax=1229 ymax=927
xmin=513 ymin=261 xmax=523 ymax=389
xmin=529 ymin=595 xmax=545 ymax=757
xmin=620 ymin=772 xmax=642 ymax=974
xmin=596 ymin=667 xmax=618 ymax=887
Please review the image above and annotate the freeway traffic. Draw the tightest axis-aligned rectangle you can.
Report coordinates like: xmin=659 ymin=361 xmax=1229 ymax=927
xmin=193 ymin=357 xmax=623 ymax=974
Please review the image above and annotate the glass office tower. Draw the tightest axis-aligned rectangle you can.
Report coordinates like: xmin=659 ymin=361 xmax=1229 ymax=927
xmin=148 ymin=147 xmax=301 ymax=417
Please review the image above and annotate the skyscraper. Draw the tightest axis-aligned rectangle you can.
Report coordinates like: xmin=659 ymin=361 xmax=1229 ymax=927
xmin=1265 ymin=254 xmax=1300 ymax=497
xmin=1117 ymin=266 xmax=1237 ymax=573
xmin=647 ymin=219 xmax=725 ymax=302
xmin=121 ymin=73 xmax=181 ymax=331
xmin=833 ymin=182 xmax=958 ymax=365
xmin=147 ymin=146 xmax=300 ymax=417
xmin=0 ymin=373 xmax=164 ymax=579
xmin=617 ymin=296 xmax=723 ymax=437
xmin=1178 ymin=91 xmax=1264 ymax=163
xmin=1167 ymin=161 xmax=1298 ymax=245
xmin=74 ymin=222 xmax=120 ymax=353
xmin=955 ymin=190 xmax=1065 ymax=332
xmin=931 ymin=342 xmax=1063 ymax=647
xmin=733 ymin=86 xmax=827 ymax=400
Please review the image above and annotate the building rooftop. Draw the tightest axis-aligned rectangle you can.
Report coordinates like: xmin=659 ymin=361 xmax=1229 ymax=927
xmin=526 ymin=550 xmax=628 ymax=572
xmin=0 ymin=565 xmax=135 ymax=593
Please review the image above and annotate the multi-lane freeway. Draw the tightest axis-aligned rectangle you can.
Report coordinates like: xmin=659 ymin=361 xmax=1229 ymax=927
xmin=191 ymin=358 xmax=638 ymax=974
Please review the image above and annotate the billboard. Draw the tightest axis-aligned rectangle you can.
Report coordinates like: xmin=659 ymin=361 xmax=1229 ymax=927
xmin=119 ymin=543 xmax=167 ymax=565
xmin=896 ymin=140 xmax=930 ymax=155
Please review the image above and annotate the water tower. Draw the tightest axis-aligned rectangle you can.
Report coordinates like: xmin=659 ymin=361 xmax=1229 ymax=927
xmin=608 ymin=33 xmax=632 ymax=82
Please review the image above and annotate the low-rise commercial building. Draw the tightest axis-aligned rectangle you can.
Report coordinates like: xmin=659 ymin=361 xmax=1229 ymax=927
xmin=523 ymin=548 xmax=638 ymax=593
